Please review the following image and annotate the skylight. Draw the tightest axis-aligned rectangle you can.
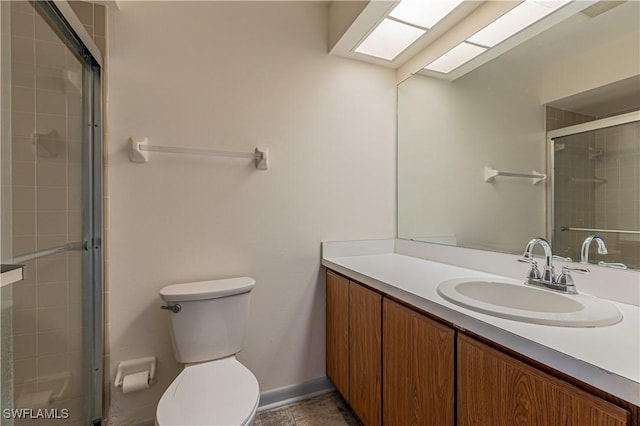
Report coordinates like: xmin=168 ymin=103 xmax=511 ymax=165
xmin=353 ymin=0 xmax=464 ymax=61
xmin=354 ymin=18 xmax=425 ymax=61
xmin=349 ymin=0 xmax=573 ymax=75
xmin=388 ymin=0 xmax=465 ymax=30
xmin=424 ymin=0 xmax=572 ymax=74
xmin=468 ymin=0 xmax=571 ymax=47
xmin=424 ymin=42 xmax=487 ymax=74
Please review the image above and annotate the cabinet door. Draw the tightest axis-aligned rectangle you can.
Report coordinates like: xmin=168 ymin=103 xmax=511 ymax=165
xmin=350 ymin=282 xmax=382 ymax=426
xmin=326 ymin=271 xmax=350 ymax=400
xmin=458 ymin=334 xmax=630 ymax=426
xmin=383 ymin=299 xmax=455 ymax=426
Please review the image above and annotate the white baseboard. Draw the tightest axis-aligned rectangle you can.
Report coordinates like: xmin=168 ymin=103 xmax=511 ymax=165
xmin=257 ymin=376 xmax=335 ymax=412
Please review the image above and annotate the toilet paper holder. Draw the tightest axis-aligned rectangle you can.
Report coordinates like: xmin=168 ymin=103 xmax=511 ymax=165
xmin=115 ymin=356 xmax=157 ymax=390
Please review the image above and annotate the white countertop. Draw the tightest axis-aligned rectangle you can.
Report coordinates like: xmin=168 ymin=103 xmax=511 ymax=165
xmin=322 ymin=251 xmax=640 ymax=406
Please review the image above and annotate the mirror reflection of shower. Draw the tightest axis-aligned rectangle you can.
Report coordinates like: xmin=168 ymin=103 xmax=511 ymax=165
xmin=550 ymin=110 xmax=640 ymax=270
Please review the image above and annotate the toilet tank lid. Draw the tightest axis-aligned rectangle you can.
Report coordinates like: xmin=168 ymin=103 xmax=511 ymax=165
xmin=159 ymin=277 xmax=255 ymax=302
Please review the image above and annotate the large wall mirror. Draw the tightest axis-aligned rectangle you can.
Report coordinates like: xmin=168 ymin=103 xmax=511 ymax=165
xmin=398 ymin=1 xmax=640 ymax=269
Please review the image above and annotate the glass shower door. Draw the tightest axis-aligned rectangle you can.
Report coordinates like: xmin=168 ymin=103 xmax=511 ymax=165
xmin=1 ymin=1 xmax=102 ymax=424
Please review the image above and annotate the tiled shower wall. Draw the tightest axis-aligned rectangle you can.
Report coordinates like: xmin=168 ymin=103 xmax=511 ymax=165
xmin=547 ymin=107 xmax=640 ymax=269
xmin=9 ymin=1 xmax=106 ymax=424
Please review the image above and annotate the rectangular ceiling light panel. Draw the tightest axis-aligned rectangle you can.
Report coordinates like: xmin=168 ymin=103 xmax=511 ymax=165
xmin=424 ymin=42 xmax=487 ymax=73
xmin=468 ymin=0 xmax=571 ymax=47
xmin=389 ymin=0 xmax=465 ymax=29
xmin=354 ymin=18 xmax=425 ymax=61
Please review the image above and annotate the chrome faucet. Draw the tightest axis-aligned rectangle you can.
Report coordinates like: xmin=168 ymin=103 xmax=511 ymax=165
xmin=518 ymin=237 xmax=587 ymax=294
xmin=522 ymin=237 xmax=555 ymax=282
xmin=580 ymin=235 xmax=608 ymax=264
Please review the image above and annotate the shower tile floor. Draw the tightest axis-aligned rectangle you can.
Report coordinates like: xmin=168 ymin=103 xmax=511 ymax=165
xmin=254 ymin=392 xmax=360 ymax=426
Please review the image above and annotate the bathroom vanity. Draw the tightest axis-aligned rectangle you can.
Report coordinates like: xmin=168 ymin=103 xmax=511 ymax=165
xmin=322 ymin=240 xmax=640 ymax=426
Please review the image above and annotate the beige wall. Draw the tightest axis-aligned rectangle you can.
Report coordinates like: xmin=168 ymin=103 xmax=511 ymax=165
xmin=106 ymin=2 xmax=395 ymax=424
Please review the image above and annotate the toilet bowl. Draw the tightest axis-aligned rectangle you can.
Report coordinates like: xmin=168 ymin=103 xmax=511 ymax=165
xmin=156 ymin=357 xmax=259 ymax=426
xmin=156 ymin=277 xmax=260 ymax=425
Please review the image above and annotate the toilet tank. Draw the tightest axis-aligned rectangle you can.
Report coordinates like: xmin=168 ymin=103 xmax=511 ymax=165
xmin=159 ymin=277 xmax=255 ymax=364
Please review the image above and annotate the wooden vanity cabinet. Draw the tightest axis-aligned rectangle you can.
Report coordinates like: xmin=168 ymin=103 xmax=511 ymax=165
xmin=326 ymin=271 xmax=350 ymax=399
xmin=325 ymin=270 xmax=382 ymax=426
xmin=326 ymin=268 xmax=635 ymax=426
xmin=350 ymin=282 xmax=382 ymax=426
xmin=457 ymin=334 xmax=631 ymax=426
xmin=383 ymin=299 xmax=455 ymax=426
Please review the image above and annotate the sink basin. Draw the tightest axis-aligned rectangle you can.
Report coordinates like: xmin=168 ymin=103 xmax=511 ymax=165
xmin=437 ymin=278 xmax=622 ymax=327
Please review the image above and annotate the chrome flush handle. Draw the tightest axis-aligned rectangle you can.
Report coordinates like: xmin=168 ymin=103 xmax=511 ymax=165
xmin=160 ymin=304 xmax=181 ymax=314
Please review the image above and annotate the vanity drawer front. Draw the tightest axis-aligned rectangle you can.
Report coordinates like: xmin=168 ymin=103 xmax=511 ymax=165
xmin=457 ymin=334 xmax=630 ymax=426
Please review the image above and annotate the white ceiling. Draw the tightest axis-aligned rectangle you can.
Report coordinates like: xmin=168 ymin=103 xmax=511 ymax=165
xmin=548 ymin=76 xmax=640 ymax=117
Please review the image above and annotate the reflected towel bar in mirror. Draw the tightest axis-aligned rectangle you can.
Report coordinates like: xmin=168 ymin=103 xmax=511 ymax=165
xmin=484 ymin=166 xmax=546 ymax=185
xmin=561 ymin=227 xmax=640 ymax=235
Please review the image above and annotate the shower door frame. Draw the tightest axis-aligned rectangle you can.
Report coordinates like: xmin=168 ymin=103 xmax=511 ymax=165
xmin=84 ymin=57 xmax=104 ymax=426
xmin=546 ymin=110 xmax=640 ymax=251
xmin=9 ymin=1 xmax=104 ymax=423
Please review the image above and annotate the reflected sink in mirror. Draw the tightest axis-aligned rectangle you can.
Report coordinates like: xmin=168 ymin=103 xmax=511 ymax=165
xmin=437 ymin=278 xmax=622 ymax=327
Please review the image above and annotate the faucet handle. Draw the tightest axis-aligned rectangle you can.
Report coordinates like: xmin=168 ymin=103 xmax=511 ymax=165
xmin=557 ymin=266 xmax=588 ymax=294
xmin=561 ymin=265 xmax=590 ymax=274
xmin=518 ymin=257 xmax=542 ymax=280
xmin=598 ymin=261 xmax=627 ymax=270
xmin=552 ymin=255 xmax=572 ymax=262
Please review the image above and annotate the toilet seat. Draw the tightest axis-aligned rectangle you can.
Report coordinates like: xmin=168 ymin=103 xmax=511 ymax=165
xmin=156 ymin=357 xmax=260 ymax=426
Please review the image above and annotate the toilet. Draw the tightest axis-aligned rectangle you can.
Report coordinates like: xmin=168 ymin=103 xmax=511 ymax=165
xmin=156 ymin=277 xmax=260 ymax=426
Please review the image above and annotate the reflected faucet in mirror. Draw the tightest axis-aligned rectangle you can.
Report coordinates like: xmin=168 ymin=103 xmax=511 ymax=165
xmin=580 ymin=235 xmax=608 ymax=264
xmin=579 ymin=235 xmax=628 ymax=269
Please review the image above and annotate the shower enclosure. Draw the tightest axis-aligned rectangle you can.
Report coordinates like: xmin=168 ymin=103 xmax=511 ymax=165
xmin=549 ymin=111 xmax=640 ymax=270
xmin=1 ymin=1 xmax=102 ymax=424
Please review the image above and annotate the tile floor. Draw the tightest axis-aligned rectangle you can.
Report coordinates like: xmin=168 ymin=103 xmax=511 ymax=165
xmin=254 ymin=392 xmax=360 ymax=426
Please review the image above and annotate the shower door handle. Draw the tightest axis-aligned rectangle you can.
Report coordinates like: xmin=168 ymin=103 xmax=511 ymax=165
xmin=83 ymin=239 xmax=102 ymax=251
